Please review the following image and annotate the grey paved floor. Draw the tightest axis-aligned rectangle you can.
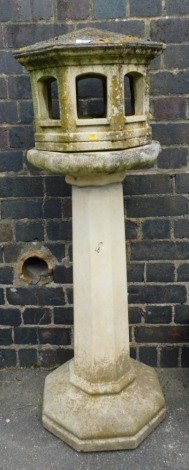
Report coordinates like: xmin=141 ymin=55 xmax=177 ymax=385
xmin=0 ymin=367 xmax=189 ymax=470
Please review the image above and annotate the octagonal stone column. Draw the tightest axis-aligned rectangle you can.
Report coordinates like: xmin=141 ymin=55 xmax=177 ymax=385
xmin=28 ymin=142 xmax=166 ymax=452
xmin=70 ymin=177 xmax=133 ymax=395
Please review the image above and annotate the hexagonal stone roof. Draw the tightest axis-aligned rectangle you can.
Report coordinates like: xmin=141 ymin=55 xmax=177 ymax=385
xmin=14 ymin=27 xmax=165 ymax=64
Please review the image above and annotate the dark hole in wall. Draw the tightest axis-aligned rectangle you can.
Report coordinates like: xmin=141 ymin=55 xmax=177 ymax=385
xmin=22 ymin=256 xmax=50 ymax=282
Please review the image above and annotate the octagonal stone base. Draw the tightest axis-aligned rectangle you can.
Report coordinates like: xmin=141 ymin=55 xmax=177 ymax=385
xmin=42 ymin=358 xmax=166 ymax=452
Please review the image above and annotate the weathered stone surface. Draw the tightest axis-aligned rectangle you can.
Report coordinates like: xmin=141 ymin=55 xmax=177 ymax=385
xmin=43 ymin=359 xmax=166 ymax=452
xmin=14 ymin=28 xmax=164 ymax=152
xmin=27 ymin=142 xmax=160 ymax=179
xmin=39 ymin=140 xmax=165 ymax=449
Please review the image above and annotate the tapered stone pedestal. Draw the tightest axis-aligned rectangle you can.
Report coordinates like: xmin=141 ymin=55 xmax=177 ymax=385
xmin=28 ymin=142 xmax=166 ymax=452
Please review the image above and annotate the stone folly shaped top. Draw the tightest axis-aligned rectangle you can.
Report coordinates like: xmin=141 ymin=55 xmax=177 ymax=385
xmin=14 ymin=27 xmax=164 ymax=66
xmin=14 ymin=28 xmax=165 ymax=153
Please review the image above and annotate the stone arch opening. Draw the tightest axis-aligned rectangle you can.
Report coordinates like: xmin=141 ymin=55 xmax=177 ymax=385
xmin=38 ymin=76 xmax=60 ymax=120
xmin=76 ymin=73 xmax=107 ymax=119
xmin=124 ymin=72 xmax=144 ymax=117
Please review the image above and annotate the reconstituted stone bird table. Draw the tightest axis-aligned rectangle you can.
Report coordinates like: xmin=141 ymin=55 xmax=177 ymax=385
xmin=14 ymin=28 xmax=166 ymax=452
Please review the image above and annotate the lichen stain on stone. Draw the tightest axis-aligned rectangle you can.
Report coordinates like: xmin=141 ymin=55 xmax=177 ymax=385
xmin=88 ymin=133 xmax=98 ymax=141
xmin=116 ymin=34 xmax=140 ymax=43
xmin=110 ymin=75 xmax=125 ymax=131
xmin=96 ymin=38 xmax=110 ymax=43
xmin=96 ymin=34 xmax=140 ymax=44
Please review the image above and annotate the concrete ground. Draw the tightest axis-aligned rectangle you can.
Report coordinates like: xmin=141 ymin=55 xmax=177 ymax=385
xmin=0 ymin=366 xmax=189 ymax=470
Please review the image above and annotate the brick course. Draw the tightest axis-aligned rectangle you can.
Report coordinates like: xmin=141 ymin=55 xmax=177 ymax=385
xmin=152 ymin=97 xmax=186 ymax=121
xmin=93 ymin=0 xmax=126 ymax=19
xmin=150 ymin=18 xmax=189 ymax=43
xmin=128 ymin=285 xmax=187 ymax=305
xmin=126 ymin=195 xmax=188 ymax=218
xmin=164 ymin=45 xmax=189 ymax=69
xmin=57 ymin=0 xmax=90 ymax=20
xmin=23 ymin=307 xmax=52 ymax=325
xmin=0 ymin=0 xmax=189 ymax=368
xmin=15 ymin=221 xmax=44 ymax=242
xmin=157 ymin=148 xmax=187 ymax=170
xmin=139 ymin=347 xmax=157 ymax=367
xmin=146 ymin=263 xmax=175 ymax=282
xmin=142 ymin=219 xmax=170 ymax=239
xmin=0 ymin=152 xmax=23 ymax=172
xmin=160 ymin=347 xmax=179 ymax=368
xmin=130 ymin=0 xmax=162 ymax=17
xmin=0 ymin=349 xmax=16 ymax=367
xmin=144 ymin=306 xmax=172 ymax=325
xmin=167 ymin=0 xmax=189 ymax=15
